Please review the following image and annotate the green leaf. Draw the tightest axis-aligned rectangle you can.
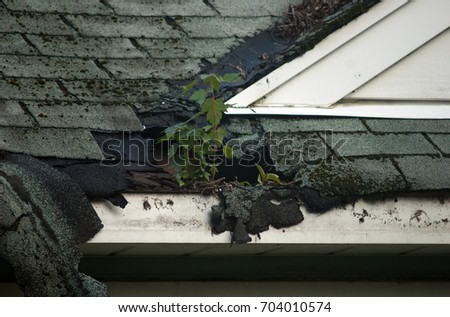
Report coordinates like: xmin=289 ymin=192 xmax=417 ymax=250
xmin=201 ymin=98 xmax=213 ymax=113
xmin=257 ymin=174 xmax=263 ymax=186
xmin=223 ymin=145 xmax=234 ymax=159
xmin=222 ymin=73 xmax=242 ymax=83
xmin=189 ymin=89 xmax=207 ymax=105
xmin=202 ymin=74 xmax=221 ymax=92
xmin=210 ymin=164 xmax=218 ymax=175
xmin=178 ymin=80 xmax=197 ymax=97
xmin=239 ymin=181 xmax=251 ymax=186
xmin=168 ymin=144 xmax=177 ymax=159
xmin=202 ymin=125 xmax=212 ymax=132
xmin=212 ymin=127 xmax=227 ymax=143
xmin=162 ymin=123 xmax=183 ymax=139
xmin=266 ymin=173 xmax=282 ymax=184
xmin=205 ymin=99 xmax=226 ymax=126
xmin=256 ymin=164 xmax=266 ymax=182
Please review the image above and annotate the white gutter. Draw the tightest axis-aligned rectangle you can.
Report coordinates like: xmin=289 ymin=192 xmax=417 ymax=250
xmin=85 ymin=193 xmax=450 ymax=256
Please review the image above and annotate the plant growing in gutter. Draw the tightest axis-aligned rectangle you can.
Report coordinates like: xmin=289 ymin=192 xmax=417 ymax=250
xmin=159 ymin=73 xmax=241 ymax=186
xmin=256 ymin=164 xmax=282 ymax=186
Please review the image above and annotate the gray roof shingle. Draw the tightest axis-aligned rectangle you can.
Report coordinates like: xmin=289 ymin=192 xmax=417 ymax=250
xmin=323 ymin=133 xmax=439 ymax=157
xmin=427 ymin=134 xmax=450 ymax=155
xmin=0 ymin=100 xmax=35 ymax=127
xmin=0 ymin=127 xmax=103 ymax=159
xmin=106 ymin=0 xmax=216 ymax=17
xmin=2 ymin=0 xmax=114 ymax=15
xmin=0 ymin=33 xmax=38 ymax=54
xmin=397 ymin=156 xmax=450 ymax=191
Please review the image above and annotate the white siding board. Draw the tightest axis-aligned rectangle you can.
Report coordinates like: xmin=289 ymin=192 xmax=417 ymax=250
xmin=258 ymin=0 xmax=450 ymax=107
xmin=345 ymin=27 xmax=450 ymax=101
xmin=227 ymin=0 xmax=407 ymax=108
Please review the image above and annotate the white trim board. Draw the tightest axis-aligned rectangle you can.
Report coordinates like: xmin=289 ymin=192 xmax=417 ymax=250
xmin=226 ymin=0 xmax=450 ymax=118
xmin=226 ymin=103 xmax=450 ymax=119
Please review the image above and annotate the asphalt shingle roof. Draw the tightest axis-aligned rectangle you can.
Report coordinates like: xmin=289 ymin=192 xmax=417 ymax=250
xmin=1 ymin=0 xmax=301 ymax=159
xmin=2 ymin=0 xmax=449 ymax=205
xmin=216 ymin=116 xmax=450 ymax=211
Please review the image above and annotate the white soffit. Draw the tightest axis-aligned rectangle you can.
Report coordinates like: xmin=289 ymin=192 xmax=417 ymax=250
xmin=226 ymin=0 xmax=450 ymax=118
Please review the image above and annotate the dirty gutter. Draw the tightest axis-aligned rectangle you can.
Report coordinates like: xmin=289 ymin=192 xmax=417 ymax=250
xmin=85 ymin=193 xmax=450 ymax=256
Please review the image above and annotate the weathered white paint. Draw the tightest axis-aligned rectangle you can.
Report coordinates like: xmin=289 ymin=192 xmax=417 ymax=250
xmin=86 ymin=193 xmax=450 ymax=256
xmin=226 ymin=0 xmax=408 ymax=108
xmin=90 ymin=194 xmax=222 ymax=244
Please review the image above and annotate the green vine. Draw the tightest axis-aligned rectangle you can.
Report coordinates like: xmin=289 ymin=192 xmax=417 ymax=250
xmin=159 ymin=73 xmax=241 ymax=186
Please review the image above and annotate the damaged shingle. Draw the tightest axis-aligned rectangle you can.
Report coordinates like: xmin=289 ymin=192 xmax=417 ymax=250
xmin=0 ymin=127 xmax=104 ymax=159
xmin=0 ymin=154 xmax=106 ymax=296
xmin=296 ymin=157 xmax=407 ymax=197
xmin=211 ymin=187 xmax=304 ymax=243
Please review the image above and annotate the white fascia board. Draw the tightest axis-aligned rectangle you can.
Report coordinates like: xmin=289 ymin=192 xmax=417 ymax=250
xmin=226 ymin=102 xmax=450 ymax=119
xmin=86 ymin=193 xmax=450 ymax=256
xmin=226 ymin=0 xmax=408 ymax=109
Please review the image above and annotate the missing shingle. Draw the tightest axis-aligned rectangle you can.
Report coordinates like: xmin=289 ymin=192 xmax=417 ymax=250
xmin=200 ymin=58 xmax=213 ymax=67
